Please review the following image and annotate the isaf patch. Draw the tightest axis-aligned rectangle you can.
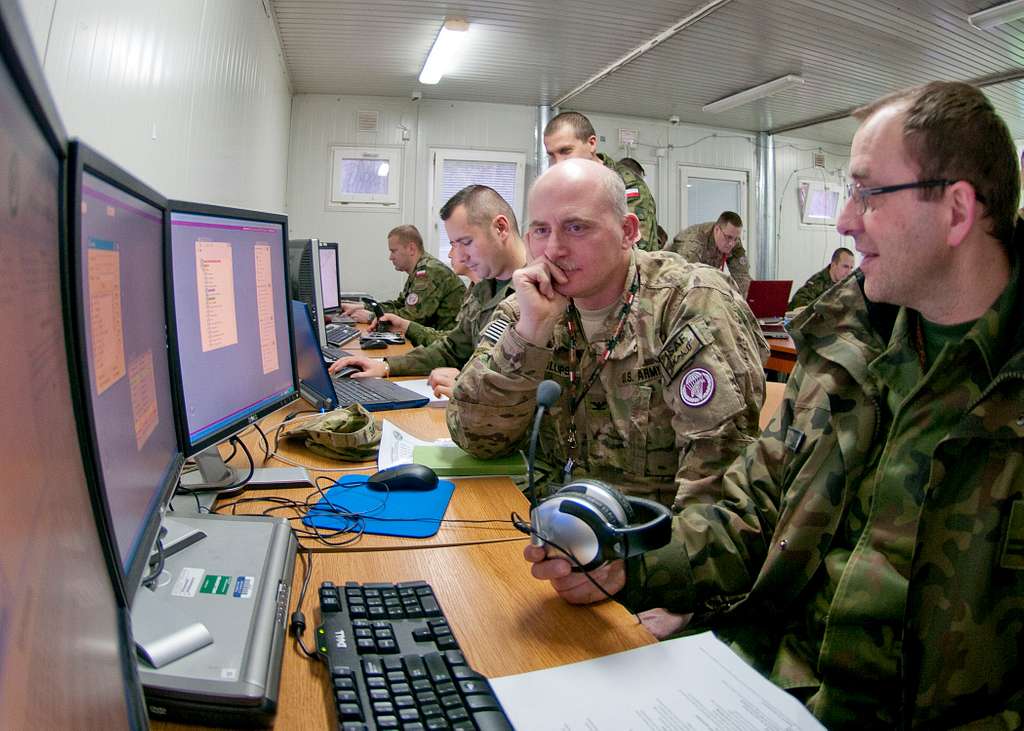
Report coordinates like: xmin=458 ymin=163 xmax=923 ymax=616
xmin=680 ymin=367 xmax=715 ymax=407
xmin=405 ymin=292 xmax=419 ymax=306
xmin=480 ymin=317 xmax=511 ymax=344
xmin=658 ymin=320 xmax=713 ymax=382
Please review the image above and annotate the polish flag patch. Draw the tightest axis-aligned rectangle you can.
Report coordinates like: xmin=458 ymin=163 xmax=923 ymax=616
xmin=625 ymin=187 xmax=640 ymax=200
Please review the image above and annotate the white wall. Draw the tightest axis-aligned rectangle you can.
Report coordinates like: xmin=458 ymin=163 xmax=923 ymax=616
xmin=773 ymin=136 xmax=853 ymax=292
xmin=21 ymin=0 xmax=292 ymax=212
xmin=286 ymin=94 xmax=536 ymax=298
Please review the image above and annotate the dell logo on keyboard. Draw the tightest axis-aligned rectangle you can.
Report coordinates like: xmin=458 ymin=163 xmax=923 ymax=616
xmin=334 ymin=630 xmax=347 ymax=649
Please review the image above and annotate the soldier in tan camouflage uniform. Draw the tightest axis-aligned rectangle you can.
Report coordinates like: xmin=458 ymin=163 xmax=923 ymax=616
xmin=543 ymin=111 xmax=660 ymax=252
xmin=447 ymin=159 xmax=767 ymax=508
xmin=340 ymin=224 xmax=465 ymax=330
xmin=330 ymin=186 xmax=527 ymax=397
xmin=666 ymin=212 xmax=752 ymax=296
xmin=787 ymin=246 xmax=854 ymax=309
xmin=527 ymin=82 xmax=1024 ymax=727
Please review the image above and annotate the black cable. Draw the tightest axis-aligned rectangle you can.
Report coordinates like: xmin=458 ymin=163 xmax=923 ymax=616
xmin=290 ymin=548 xmax=318 ymax=658
xmin=252 ymin=422 xmax=271 ymax=463
xmin=140 ymin=527 xmax=168 ymax=590
xmin=174 ymin=436 xmax=255 ymax=496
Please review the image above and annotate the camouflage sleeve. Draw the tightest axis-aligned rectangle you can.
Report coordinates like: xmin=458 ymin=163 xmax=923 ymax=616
xmin=379 ymin=266 xmax=465 ymax=329
xmin=788 ymin=271 xmax=828 ymax=309
xmin=665 ymin=228 xmax=701 ymax=259
xmin=405 ymin=282 xmax=476 ymax=347
xmin=622 ymin=170 xmax=659 ymax=252
xmin=446 ymin=299 xmax=545 ymax=458
xmin=386 ymin=288 xmax=479 ymax=376
xmin=727 ymin=244 xmax=752 ymax=297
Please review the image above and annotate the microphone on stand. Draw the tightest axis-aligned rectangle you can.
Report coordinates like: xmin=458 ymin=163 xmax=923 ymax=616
xmin=526 ymin=379 xmax=561 ymax=508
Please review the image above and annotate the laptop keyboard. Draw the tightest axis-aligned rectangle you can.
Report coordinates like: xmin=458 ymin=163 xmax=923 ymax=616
xmin=326 ymin=323 xmax=360 ymax=347
xmin=317 ymin=580 xmax=513 ymax=731
xmin=331 ymin=377 xmax=409 ymax=407
xmin=323 ymin=345 xmax=353 ymax=362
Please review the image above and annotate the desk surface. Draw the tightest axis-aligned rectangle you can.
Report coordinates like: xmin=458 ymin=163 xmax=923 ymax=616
xmin=765 ymin=334 xmax=797 ymax=375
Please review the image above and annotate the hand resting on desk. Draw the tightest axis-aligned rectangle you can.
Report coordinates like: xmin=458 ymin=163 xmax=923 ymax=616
xmin=427 ymin=367 xmax=459 ymax=398
xmin=374 ymin=313 xmax=410 ymax=336
xmin=523 ymin=544 xmax=692 ymax=639
xmin=329 ymin=355 xmax=387 ymax=378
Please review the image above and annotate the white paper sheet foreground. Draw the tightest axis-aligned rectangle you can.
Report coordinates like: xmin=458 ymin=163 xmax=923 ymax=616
xmin=490 ymin=631 xmax=825 ymax=730
xmin=394 ymin=378 xmax=448 ymax=407
xmin=377 ymin=420 xmax=453 ymax=470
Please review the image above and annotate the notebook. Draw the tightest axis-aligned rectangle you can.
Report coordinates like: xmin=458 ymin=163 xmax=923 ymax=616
xmin=291 ymin=300 xmax=428 ymax=411
xmin=411 ymin=445 xmax=528 ymax=476
xmin=745 ymin=280 xmax=793 ymax=320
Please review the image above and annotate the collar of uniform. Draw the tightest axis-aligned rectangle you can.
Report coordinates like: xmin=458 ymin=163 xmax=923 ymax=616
xmin=412 ymin=252 xmax=429 ymax=272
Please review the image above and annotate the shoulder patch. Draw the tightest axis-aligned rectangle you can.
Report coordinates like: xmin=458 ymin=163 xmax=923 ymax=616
xmin=624 ymin=187 xmax=640 ymax=200
xmin=415 ymin=269 xmax=427 ymax=278
xmin=405 ymin=292 xmax=419 ymax=306
xmin=480 ymin=317 xmax=511 ymax=344
xmin=658 ymin=319 xmax=714 ymax=381
xmin=680 ymin=368 xmax=715 ymax=407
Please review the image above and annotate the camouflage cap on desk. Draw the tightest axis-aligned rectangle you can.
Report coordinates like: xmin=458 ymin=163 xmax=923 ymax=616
xmin=283 ymin=405 xmax=381 ymax=461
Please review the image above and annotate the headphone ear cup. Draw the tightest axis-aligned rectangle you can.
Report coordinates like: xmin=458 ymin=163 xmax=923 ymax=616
xmin=561 ymin=479 xmax=633 ymax=526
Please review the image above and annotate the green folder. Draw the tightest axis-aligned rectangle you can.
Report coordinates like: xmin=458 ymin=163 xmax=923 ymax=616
xmin=411 ymin=445 xmax=527 ymax=476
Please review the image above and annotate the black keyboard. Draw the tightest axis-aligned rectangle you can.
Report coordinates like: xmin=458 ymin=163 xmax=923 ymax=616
xmin=317 ymin=580 xmax=514 ymax=731
xmin=326 ymin=323 xmax=360 ymax=347
xmin=323 ymin=345 xmax=353 ymax=362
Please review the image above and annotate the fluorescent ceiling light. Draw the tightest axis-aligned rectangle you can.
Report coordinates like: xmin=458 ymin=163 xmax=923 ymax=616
xmin=968 ymin=0 xmax=1024 ymax=29
xmin=419 ymin=18 xmax=470 ymax=85
xmin=702 ymin=74 xmax=805 ymax=114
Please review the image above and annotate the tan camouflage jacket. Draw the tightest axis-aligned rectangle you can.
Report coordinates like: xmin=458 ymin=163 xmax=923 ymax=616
xmin=627 ymin=260 xmax=1024 ymax=727
xmin=404 ymin=281 xmax=476 ymax=347
xmin=787 ymin=265 xmax=834 ymax=309
xmin=447 ymin=249 xmax=768 ymax=507
xmin=386 ymin=277 xmax=514 ymax=377
xmin=666 ymin=221 xmax=751 ymax=296
xmin=598 ymin=153 xmax=659 ymax=253
xmin=379 ymin=252 xmax=466 ymax=330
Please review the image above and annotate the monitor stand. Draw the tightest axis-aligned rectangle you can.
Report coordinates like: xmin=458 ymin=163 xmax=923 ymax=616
xmin=179 ymin=446 xmax=314 ymax=490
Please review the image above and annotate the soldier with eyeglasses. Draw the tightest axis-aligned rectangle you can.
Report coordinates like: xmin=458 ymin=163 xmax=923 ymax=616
xmin=665 ymin=211 xmax=752 ymax=296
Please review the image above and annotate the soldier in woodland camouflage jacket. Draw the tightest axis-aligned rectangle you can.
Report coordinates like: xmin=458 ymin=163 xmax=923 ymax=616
xmin=787 ymin=247 xmax=855 ymax=309
xmin=448 ymin=159 xmax=767 ymax=508
xmin=525 ymin=82 xmax=1024 ymax=728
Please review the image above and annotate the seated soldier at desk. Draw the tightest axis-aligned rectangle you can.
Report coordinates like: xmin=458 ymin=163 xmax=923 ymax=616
xmin=331 ymin=185 xmax=527 ymax=397
xmin=787 ymin=246 xmax=855 ymax=310
xmin=447 ymin=159 xmax=767 ymax=508
xmin=524 ymin=81 xmax=1024 ymax=728
xmin=341 ymin=224 xmax=465 ymax=330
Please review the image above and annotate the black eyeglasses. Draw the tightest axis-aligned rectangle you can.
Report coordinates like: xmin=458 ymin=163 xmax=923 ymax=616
xmin=845 ymin=179 xmax=954 ymax=214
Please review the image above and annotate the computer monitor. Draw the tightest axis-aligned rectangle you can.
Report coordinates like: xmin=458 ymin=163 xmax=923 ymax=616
xmin=286 ymin=237 xmax=327 ymax=347
xmin=168 ymin=201 xmax=306 ymax=489
xmin=319 ymin=242 xmax=340 ymax=311
xmin=0 ymin=0 xmax=145 ymax=726
xmin=292 ymin=299 xmax=337 ymax=410
xmin=66 ymin=140 xmax=183 ymax=606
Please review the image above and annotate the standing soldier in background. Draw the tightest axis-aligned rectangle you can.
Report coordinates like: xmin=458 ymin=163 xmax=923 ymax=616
xmin=341 ymin=224 xmax=465 ymax=330
xmin=666 ymin=211 xmax=752 ymax=296
xmin=543 ymin=111 xmax=660 ymax=252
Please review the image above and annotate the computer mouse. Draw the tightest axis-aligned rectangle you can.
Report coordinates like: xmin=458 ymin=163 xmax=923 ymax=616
xmin=366 ymin=464 xmax=438 ymax=492
xmin=333 ymin=365 xmax=361 ymax=378
xmin=359 ymin=336 xmax=387 ymax=349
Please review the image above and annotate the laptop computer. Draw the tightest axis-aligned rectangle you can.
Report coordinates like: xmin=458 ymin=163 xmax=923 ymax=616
xmin=291 ymin=300 xmax=429 ymax=412
xmin=746 ymin=280 xmax=793 ymax=321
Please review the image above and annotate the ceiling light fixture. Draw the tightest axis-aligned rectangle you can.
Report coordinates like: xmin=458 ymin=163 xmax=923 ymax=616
xmin=968 ymin=0 xmax=1024 ymax=29
xmin=418 ymin=18 xmax=470 ymax=85
xmin=702 ymin=74 xmax=805 ymax=114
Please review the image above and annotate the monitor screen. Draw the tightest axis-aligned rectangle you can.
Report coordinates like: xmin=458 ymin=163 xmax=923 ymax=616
xmin=291 ymin=299 xmax=336 ymax=410
xmin=0 ymin=0 xmax=143 ymax=725
xmin=70 ymin=142 xmax=182 ymax=604
xmin=319 ymin=242 xmax=340 ymax=311
xmin=287 ymin=237 xmax=327 ymax=348
xmin=169 ymin=204 xmax=297 ymax=455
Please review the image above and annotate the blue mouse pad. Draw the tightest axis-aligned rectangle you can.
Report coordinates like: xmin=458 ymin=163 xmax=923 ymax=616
xmin=303 ymin=474 xmax=456 ymax=538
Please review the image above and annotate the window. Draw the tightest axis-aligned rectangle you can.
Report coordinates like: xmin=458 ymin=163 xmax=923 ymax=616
xmin=429 ymin=148 xmax=526 ymax=263
xmin=328 ymin=145 xmax=402 ymax=208
xmin=678 ymin=166 xmax=748 ymax=230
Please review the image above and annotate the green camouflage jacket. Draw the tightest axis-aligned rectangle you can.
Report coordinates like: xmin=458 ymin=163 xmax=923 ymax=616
xmin=787 ymin=265 xmax=835 ymax=309
xmin=379 ymin=252 xmax=465 ymax=330
xmin=404 ymin=281 xmax=476 ymax=347
xmin=598 ymin=153 xmax=659 ymax=253
xmin=666 ymin=221 xmax=752 ymax=296
xmin=387 ymin=278 xmax=514 ymax=377
xmin=447 ymin=249 xmax=768 ymax=507
xmin=627 ymin=254 xmax=1024 ymax=727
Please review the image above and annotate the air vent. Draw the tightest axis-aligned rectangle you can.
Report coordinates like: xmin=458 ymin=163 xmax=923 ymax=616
xmin=813 ymin=151 xmax=826 ymax=168
xmin=357 ymin=110 xmax=380 ymax=133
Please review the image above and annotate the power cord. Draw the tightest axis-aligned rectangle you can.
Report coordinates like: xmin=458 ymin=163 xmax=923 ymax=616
xmin=289 ymin=547 xmax=319 ymax=659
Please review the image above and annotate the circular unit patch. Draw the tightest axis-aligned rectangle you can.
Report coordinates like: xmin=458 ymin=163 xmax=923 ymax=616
xmin=680 ymin=367 xmax=715 ymax=407
xmin=405 ymin=292 xmax=419 ymax=306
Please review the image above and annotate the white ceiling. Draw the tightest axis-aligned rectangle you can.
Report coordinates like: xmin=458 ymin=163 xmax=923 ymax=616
xmin=271 ymin=0 xmax=1024 ymax=144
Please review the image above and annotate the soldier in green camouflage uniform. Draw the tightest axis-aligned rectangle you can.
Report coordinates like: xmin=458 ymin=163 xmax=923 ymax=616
xmin=525 ymin=82 xmax=1024 ymax=727
xmin=403 ymin=281 xmax=477 ymax=347
xmin=665 ymin=214 xmax=752 ymax=296
xmin=543 ymin=111 xmax=660 ymax=252
xmin=448 ymin=159 xmax=767 ymax=508
xmin=330 ymin=186 xmax=526 ymax=380
xmin=342 ymin=225 xmax=465 ymax=330
xmin=787 ymin=246 xmax=854 ymax=309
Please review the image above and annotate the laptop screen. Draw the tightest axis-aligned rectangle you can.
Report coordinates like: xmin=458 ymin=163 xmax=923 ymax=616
xmin=745 ymin=280 xmax=793 ymax=320
xmin=291 ymin=299 xmax=336 ymax=409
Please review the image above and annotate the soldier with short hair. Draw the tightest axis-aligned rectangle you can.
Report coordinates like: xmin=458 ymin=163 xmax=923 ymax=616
xmin=787 ymin=246 xmax=855 ymax=309
xmin=543 ymin=111 xmax=660 ymax=252
xmin=447 ymin=159 xmax=767 ymax=508
xmin=666 ymin=211 xmax=752 ymax=296
xmin=526 ymin=81 xmax=1024 ymax=727
xmin=341 ymin=224 xmax=465 ymax=330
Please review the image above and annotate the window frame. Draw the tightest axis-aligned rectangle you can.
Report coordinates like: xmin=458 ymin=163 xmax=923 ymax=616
xmin=326 ymin=144 xmax=403 ymax=210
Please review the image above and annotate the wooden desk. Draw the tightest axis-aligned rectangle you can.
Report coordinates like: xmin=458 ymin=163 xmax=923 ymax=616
xmin=765 ymin=335 xmax=797 ymax=375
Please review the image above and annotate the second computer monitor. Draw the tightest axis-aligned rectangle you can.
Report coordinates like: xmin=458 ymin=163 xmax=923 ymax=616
xmin=318 ymin=242 xmax=340 ymax=311
xmin=168 ymin=202 xmax=299 ymax=468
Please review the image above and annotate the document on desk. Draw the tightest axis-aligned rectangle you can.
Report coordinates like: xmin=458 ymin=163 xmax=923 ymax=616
xmin=392 ymin=378 xmax=448 ymax=407
xmin=378 ymin=420 xmax=453 ymax=470
xmin=490 ymin=631 xmax=825 ymax=730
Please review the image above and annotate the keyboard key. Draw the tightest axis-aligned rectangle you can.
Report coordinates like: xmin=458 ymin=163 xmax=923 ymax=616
xmin=465 ymin=693 xmax=500 ymax=712
xmin=472 ymin=713 xmax=514 ymax=731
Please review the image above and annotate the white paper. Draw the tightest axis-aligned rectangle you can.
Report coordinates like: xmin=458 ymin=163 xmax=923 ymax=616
xmin=378 ymin=420 xmax=453 ymax=470
xmin=394 ymin=378 xmax=449 ymax=407
xmin=490 ymin=631 xmax=825 ymax=731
